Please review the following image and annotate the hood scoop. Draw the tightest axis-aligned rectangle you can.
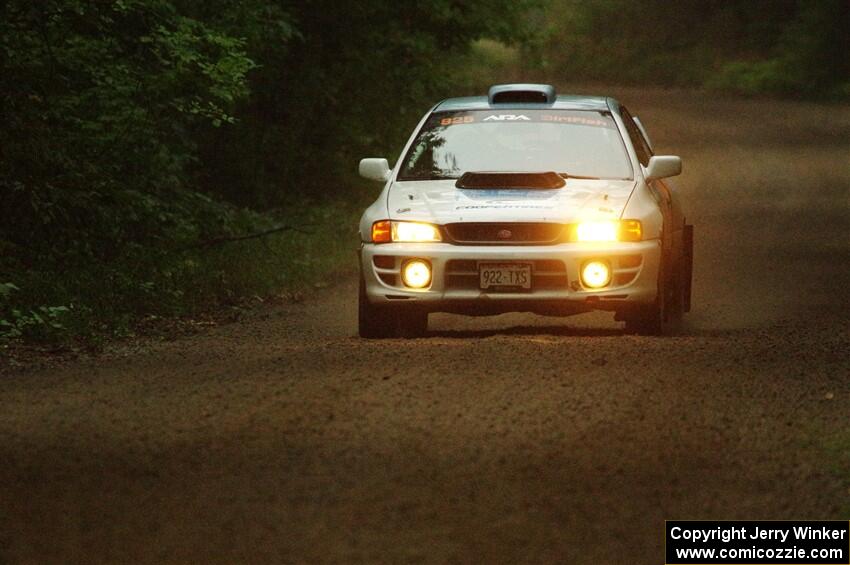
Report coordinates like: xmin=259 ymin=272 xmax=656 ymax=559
xmin=455 ymin=171 xmax=565 ymax=190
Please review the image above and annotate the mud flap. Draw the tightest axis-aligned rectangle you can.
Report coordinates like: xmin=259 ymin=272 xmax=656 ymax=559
xmin=682 ymin=224 xmax=694 ymax=312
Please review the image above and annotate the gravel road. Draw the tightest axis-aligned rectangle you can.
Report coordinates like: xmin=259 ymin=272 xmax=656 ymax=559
xmin=1 ymin=91 xmax=848 ymax=563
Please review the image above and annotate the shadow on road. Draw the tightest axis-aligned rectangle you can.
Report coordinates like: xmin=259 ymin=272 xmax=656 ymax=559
xmin=428 ymin=325 xmax=627 ymax=338
xmin=426 ymin=322 xmax=755 ymax=339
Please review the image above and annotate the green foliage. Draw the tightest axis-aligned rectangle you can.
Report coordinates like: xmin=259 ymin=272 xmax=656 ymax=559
xmin=0 ymin=284 xmax=70 ymax=340
xmin=708 ymin=60 xmax=789 ymax=96
xmin=0 ymin=283 xmax=19 ymax=300
xmin=0 ymin=192 xmax=372 ymax=343
xmin=0 ymin=0 xmax=536 ymax=344
xmin=1 ymin=0 xmax=257 ymax=269
xmin=537 ymin=0 xmax=849 ymax=98
xmin=192 ymin=0 xmax=539 ymax=206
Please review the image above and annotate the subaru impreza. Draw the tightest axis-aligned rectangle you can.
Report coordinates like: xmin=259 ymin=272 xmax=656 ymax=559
xmin=357 ymin=84 xmax=693 ymax=337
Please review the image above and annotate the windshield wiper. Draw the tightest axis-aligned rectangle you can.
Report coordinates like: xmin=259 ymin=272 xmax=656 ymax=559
xmin=398 ymin=174 xmax=459 ymax=181
xmin=559 ymin=172 xmax=601 ymax=180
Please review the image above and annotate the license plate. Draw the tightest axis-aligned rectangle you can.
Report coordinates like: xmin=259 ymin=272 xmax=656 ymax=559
xmin=479 ymin=263 xmax=532 ymax=290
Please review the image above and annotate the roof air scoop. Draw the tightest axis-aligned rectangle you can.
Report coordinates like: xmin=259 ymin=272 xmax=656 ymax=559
xmin=456 ymin=171 xmax=565 ymax=190
xmin=488 ymin=84 xmax=556 ymax=105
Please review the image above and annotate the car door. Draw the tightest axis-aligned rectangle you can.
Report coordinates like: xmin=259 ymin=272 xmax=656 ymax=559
xmin=620 ymin=105 xmax=692 ymax=307
xmin=621 ymin=106 xmax=683 ymax=242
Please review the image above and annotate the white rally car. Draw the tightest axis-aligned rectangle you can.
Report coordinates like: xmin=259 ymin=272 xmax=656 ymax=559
xmin=357 ymin=84 xmax=693 ymax=337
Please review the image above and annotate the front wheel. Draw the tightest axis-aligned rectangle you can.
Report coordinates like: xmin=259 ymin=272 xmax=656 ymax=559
xmin=396 ymin=309 xmax=428 ymax=338
xmin=358 ymin=274 xmax=428 ymax=339
xmin=624 ymin=252 xmax=685 ymax=336
xmin=359 ymin=274 xmax=393 ymax=338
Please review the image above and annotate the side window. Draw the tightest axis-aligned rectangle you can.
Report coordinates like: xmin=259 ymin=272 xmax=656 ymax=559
xmin=620 ymin=107 xmax=652 ymax=167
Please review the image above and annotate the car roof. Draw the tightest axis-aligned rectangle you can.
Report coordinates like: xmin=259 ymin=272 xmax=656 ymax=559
xmin=433 ymin=94 xmax=617 ymax=113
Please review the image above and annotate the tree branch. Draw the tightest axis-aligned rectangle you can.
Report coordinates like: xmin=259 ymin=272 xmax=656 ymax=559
xmin=179 ymin=224 xmax=313 ymax=251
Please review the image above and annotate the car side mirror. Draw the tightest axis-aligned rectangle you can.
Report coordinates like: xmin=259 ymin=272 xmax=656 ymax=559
xmin=645 ymin=155 xmax=682 ymax=181
xmin=359 ymin=158 xmax=391 ymax=182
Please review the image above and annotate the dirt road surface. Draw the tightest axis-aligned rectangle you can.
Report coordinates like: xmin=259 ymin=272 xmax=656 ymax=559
xmin=1 ymin=91 xmax=848 ymax=563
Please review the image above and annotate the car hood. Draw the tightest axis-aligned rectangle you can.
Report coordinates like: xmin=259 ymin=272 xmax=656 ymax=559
xmin=387 ymin=179 xmax=636 ymax=224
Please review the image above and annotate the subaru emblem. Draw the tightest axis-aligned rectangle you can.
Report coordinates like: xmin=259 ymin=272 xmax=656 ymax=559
xmin=497 ymin=229 xmax=512 ymax=239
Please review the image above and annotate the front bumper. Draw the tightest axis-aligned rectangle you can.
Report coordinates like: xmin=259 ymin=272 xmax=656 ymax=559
xmin=360 ymin=240 xmax=662 ymax=315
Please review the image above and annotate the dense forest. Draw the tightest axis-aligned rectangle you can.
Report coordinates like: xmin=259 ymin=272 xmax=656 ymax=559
xmin=538 ymin=0 xmax=849 ymax=96
xmin=1 ymin=0 xmax=847 ymax=343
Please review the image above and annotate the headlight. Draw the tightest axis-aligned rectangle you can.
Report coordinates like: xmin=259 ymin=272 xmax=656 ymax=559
xmin=371 ymin=221 xmax=442 ymax=243
xmin=570 ymin=220 xmax=642 ymax=242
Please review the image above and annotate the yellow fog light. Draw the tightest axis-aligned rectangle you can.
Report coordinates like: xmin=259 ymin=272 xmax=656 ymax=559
xmin=402 ymin=259 xmax=431 ymax=289
xmin=581 ymin=260 xmax=611 ymax=289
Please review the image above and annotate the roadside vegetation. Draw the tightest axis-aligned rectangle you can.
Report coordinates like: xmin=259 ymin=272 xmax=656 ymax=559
xmin=1 ymin=0 xmax=847 ymax=347
xmin=0 ymin=0 xmax=534 ymax=345
xmin=535 ymin=0 xmax=849 ymax=98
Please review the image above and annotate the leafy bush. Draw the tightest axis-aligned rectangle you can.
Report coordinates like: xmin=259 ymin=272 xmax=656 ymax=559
xmin=0 ymin=283 xmax=70 ymax=341
xmin=0 ymin=0 xmax=538 ymax=344
xmin=708 ymin=61 xmax=790 ymax=96
xmin=535 ymin=0 xmax=849 ymax=99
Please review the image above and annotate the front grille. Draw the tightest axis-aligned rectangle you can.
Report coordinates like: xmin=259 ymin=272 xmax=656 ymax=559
xmin=445 ymin=259 xmax=568 ymax=290
xmin=444 ymin=223 xmax=565 ymax=245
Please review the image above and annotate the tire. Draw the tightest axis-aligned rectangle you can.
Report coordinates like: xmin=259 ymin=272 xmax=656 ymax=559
xmin=623 ymin=301 xmax=664 ymax=336
xmin=396 ymin=309 xmax=428 ymax=338
xmin=358 ymin=273 xmax=428 ymax=339
xmin=359 ymin=274 xmax=393 ymax=338
xmin=624 ymin=243 xmax=685 ymax=336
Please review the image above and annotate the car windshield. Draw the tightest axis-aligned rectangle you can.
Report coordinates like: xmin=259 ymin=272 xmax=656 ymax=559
xmin=398 ymin=109 xmax=633 ymax=181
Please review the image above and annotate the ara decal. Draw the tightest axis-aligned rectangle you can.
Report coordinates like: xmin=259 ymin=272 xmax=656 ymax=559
xmin=482 ymin=114 xmax=530 ymax=121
